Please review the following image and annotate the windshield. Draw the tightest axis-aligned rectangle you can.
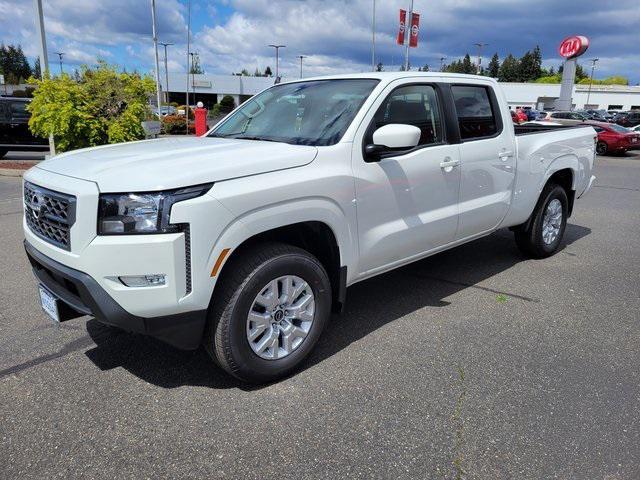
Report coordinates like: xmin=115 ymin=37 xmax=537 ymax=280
xmin=609 ymin=124 xmax=632 ymax=134
xmin=209 ymin=79 xmax=378 ymax=146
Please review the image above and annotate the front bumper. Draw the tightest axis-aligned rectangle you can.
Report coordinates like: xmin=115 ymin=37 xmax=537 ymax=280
xmin=25 ymin=240 xmax=207 ymax=350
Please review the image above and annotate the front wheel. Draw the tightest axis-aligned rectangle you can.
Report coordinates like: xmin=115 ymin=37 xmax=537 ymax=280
xmin=204 ymin=243 xmax=332 ymax=383
xmin=514 ymin=183 xmax=568 ymax=259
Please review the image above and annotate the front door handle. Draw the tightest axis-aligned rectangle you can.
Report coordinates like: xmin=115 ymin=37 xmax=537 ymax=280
xmin=498 ymin=150 xmax=514 ymax=161
xmin=440 ymin=157 xmax=460 ymax=172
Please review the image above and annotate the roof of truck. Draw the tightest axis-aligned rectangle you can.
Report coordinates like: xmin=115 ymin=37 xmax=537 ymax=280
xmin=279 ymin=71 xmax=499 ymax=85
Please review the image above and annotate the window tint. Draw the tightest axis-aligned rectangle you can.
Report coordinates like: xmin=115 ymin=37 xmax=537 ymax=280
xmin=592 ymin=126 xmax=604 ymax=132
xmin=451 ymin=85 xmax=498 ymax=140
xmin=10 ymin=101 xmax=29 ymax=118
xmin=370 ymin=84 xmax=443 ymax=146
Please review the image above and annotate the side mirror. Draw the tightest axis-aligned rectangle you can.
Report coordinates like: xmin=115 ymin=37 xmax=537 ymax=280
xmin=365 ymin=124 xmax=421 ymax=162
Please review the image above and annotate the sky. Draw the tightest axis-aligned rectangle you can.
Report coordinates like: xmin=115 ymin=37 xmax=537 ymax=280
xmin=1 ymin=0 xmax=639 ymax=84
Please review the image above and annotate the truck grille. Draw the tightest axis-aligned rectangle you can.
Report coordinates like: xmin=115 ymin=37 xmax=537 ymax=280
xmin=24 ymin=182 xmax=76 ymax=250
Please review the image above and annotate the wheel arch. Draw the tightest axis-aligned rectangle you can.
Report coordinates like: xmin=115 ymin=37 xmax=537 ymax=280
xmin=207 ymin=200 xmax=355 ymax=314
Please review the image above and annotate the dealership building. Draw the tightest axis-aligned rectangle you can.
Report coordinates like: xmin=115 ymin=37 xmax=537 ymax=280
xmin=162 ymin=72 xmax=640 ymax=112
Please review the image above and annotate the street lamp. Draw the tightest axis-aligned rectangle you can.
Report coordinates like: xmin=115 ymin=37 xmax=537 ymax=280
xmin=159 ymin=42 xmax=174 ymax=103
xmin=586 ymin=58 xmax=599 ymax=107
xmin=474 ymin=43 xmax=488 ymax=74
xmin=150 ymin=0 xmax=162 ymax=117
xmin=371 ymin=0 xmax=376 ymax=71
xmin=33 ymin=0 xmax=55 ymax=155
xmin=189 ymin=52 xmax=199 ymax=104
xmin=54 ymin=52 xmax=64 ymax=75
xmin=297 ymin=55 xmax=306 ymax=79
xmin=268 ymin=44 xmax=286 ymax=80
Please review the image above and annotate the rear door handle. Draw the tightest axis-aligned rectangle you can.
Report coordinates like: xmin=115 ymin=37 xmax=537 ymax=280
xmin=440 ymin=157 xmax=460 ymax=172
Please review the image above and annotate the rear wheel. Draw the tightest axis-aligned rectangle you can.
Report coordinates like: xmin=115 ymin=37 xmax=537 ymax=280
xmin=204 ymin=243 xmax=332 ymax=383
xmin=514 ymin=183 xmax=568 ymax=259
xmin=596 ymin=141 xmax=608 ymax=155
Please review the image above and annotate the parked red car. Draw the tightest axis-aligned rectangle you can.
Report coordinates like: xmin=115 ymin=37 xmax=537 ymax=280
xmin=582 ymin=121 xmax=640 ymax=155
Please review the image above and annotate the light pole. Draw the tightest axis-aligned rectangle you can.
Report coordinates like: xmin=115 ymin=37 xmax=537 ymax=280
xmin=297 ymin=55 xmax=306 ymax=78
xmin=150 ymin=0 xmax=162 ymax=116
xmin=54 ymin=52 xmax=64 ymax=74
xmin=33 ymin=0 xmax=55 ymax=155
xmin=474 ymin=42 xmax=488 ymax=74
xmin=403 ymin=0 xmax=414 ymax=71
xmin=269 ymin=44 xmax=286 ymax=80
xmin=440 ymin=56 xmax=446 ymax=72
xmin=159 ymin=42 xmax=173 ymax=103
xmin=189 ymin=52 xmax=198 ymax=104
xmin=371 ymin=0 xmax=376 ymax=71
xmin=185 ymin=0 xmax=191 ymax=132
xmin=586 ymin=58 xmax=599 ymax=107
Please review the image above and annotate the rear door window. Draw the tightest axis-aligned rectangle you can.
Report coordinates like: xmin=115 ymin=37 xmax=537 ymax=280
xmin=451 ymin=85 xmax=498 ymax=140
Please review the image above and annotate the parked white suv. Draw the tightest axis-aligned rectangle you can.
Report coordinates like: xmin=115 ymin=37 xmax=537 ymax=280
xmin=23 ymin=73 xmax=596 ymax=382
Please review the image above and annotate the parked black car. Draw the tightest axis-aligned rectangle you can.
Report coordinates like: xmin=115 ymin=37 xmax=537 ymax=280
xmin=615 ymin=111 xmax=640 ymax=128
xmin=0 ymin=97 xmax=49 ymax=159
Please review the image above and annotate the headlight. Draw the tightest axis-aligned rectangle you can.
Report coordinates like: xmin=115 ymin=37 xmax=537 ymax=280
xmin=98 ymin=183 xmax=212 ymax=235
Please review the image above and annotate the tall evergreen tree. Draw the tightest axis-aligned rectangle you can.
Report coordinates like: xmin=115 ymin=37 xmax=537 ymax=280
xmin=33 ymin=57 xmax=41 ymax=79
xmin=487 ymin=53 xmax=500 ymax=78
xmin=461 ymin=53 xmax=474 ymax=74
xmin=498 ymin=54 xmax=519 ymax=82
xmin=264 ymin=66 xmax=273 ymax=77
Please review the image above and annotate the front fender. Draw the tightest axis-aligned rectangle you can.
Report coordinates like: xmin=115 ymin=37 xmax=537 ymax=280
xmin=206 ymin=196 xmax=357 ymax=285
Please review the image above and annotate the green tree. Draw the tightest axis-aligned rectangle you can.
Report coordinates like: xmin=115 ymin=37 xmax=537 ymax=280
xmin=498 ymin=54 xmax=519 ymax=82
xmin=487 ymin=53 xmax=500 ymax=78
xmin=189 ymin=54 xmax=204 ymax=74
xmin=0 ymin=43 xmax=32 ymax=83
xmin=264 ymin=66 xmax=273 ymax=77
xmin=461 ymin=53 xmax=474 ymax=74
xmin=375 ymin=62 xmax=384 ymax=72
xmin=33 ymin=57 xmax=42 ymax=79
xmin=219 ymin=95 xmax=235 ymax=113
xmin=27 ymin=61 xmax=155 ymax=152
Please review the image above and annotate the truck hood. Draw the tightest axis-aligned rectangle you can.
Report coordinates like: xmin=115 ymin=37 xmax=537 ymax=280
xmin=35 ymin=137 xmax=318 ymax=192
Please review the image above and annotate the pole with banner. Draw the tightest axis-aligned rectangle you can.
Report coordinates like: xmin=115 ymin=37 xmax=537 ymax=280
xmin=404 ymin=1 xmax=414 ymax=70
xmin=397 ymin=3 xmax=419 ymax=71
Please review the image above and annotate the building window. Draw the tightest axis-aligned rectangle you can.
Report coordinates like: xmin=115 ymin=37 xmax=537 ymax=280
xmin=608 ymin=104 xmax=623 ymax=110
xmin=630 ymin=106 xmax=640 ymax=111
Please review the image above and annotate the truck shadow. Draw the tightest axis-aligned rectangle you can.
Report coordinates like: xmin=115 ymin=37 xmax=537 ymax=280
xmin=84 ymin=224 xmax=591 ymax=391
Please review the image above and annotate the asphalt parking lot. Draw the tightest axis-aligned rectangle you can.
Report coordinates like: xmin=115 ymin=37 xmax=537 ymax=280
xmin=1 ymin=153 xmax=639 ymax=479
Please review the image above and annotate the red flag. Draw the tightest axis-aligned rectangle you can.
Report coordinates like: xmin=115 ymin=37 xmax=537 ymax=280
xmin=409 ymin=12 xmax=420 ymax=48
xmin=396 ymin=9 xmax=406 ymax=45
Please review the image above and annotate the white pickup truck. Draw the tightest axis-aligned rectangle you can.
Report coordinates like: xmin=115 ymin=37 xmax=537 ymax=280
xmin=23 ymin=73 xmax=595 ymax=382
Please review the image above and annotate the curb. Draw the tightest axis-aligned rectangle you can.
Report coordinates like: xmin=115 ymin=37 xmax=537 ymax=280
xmin=0 ymin=168 xmax=26 ymax=177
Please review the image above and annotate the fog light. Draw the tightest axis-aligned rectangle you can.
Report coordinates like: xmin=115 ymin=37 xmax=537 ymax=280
xmin=119 ymin=274 xmax=166 ymax=287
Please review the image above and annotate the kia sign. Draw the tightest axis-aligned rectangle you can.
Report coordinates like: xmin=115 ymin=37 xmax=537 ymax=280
xmin=558 ymin=35 xmax=589 ymax=59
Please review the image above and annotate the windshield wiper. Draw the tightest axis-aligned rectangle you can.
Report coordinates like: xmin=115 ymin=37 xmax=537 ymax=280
xmin=230 ymin=135 xmax=279 ymax=143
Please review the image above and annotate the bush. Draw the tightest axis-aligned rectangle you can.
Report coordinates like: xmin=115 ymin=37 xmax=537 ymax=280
xmin=219 ymin=95 xmax=235 ymax=113
xmin=161 ymin=114 xmax=194 ymax=135
xmin=27 ymin=61 xmax=155 ymax=152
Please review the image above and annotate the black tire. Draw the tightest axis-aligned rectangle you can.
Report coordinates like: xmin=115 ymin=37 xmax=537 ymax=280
xmin=204 ymin=242 xmax=332 ymax=383
xmin=596 ymin=141 xmax=608 ymax=156
xmin=514 ymin=183 xmax=568 ymax=259
xmin=0 ymin=149 xmax=7 ymax=159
